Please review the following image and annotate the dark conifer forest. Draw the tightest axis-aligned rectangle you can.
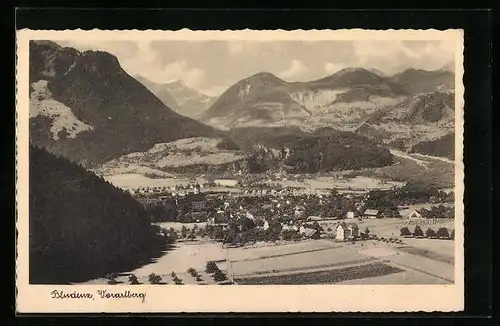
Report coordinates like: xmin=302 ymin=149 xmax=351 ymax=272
xmin=29 ymin=145 xmax=165 ymax=284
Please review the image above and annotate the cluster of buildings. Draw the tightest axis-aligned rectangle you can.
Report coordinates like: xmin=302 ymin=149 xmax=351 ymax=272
xmin=134 ymin=177 xmax=455 ymax=228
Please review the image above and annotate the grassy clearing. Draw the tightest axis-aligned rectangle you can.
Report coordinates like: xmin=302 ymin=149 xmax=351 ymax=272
xmin=383 ymin=251 xmax=454 ymax=282
xmin=400 ymin=237 xmax=455 ymax=258
xmin=397 ymin=246 xmax=454 ymax=264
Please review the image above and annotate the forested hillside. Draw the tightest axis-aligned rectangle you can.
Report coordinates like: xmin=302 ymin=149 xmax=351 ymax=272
xmin=29 ymin=145 xmax=164 ymax=284
xmin=229 ymin=126 xmax=393 ymax=173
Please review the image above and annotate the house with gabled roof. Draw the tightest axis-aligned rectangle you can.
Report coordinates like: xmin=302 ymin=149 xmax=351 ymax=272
xmin=335 ymin=222 xmax=359 ymax=241
xmin=399 ymin=208 xmax=422 ymax=219
xmin=362 ymin=209 xmax=380 ymax=219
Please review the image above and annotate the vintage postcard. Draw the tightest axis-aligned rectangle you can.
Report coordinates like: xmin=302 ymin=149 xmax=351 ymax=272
xmin=16 ymin=29 xmax=464 ymax=313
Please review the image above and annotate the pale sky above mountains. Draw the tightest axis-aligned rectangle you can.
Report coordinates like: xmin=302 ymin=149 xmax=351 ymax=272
xmin=58 ymin=40 xmax=455 ymax=97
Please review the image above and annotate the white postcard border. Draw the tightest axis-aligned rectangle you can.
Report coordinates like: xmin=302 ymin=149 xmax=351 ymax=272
xmin=15 ymin=28 xmax=465 ymax=313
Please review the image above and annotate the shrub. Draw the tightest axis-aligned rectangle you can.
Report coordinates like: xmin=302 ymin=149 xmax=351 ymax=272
xmin=413 ymin=225 xmax=424 ymax=237
xmin=213 ymin=270 xmax=228 ymax=282
xmin=425 ymin=227 xmax=437 ymax=238
xmin=437 ymin=227 xmax=450 ymax=239
xmin=400 ymin=227 xmax=411 ymax=236
xmin=171 ymin=271 xmax=177 ymax=278
xmin=450 ymin=229 xmax=455 ymax=239
xmin=148 ymin=273 xmax=162 ymax=284
xmin=105 ymin=273 xmax=119 ymax=285
xmin=129 ymin=274 xmax=139 ymax=285
xmin=206 ymin=261 xmax=219 ymax=274
xmin=187 ymin=267 xmax=196 ymax=275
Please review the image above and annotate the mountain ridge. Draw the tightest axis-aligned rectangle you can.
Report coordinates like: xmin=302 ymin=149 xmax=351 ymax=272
xmin=29 ymin=40 xmax=219 ymax=167
xmin=202 ymin=68 xmax=411 ymax=129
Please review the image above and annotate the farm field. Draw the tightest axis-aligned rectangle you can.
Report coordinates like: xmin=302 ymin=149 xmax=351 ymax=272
xmin=264 ymin=176 xmax=404 ymax=192
xmin=227 ymin=236 xmax=454 ymax=284
xmin=104 ymin=173 xmax=192 ymax=189
xmin=338 ymin=266 xmax=449 ymax=285
xmin=103 ymin=173 xmax=241 ymax=194
xmin=235 ymin=262 xmax=404 ymax=285
xmin=398 ymin=238 xmax=455 ymax=261
xmin=227 ymin=239 xmax=341 ymax=261
xmin=229 ymin=245 xmax=370 ymax=277
xmin=78 ymin=233 xmax=455 ymax=285
xmin=156 ymin=221 xmax=208 ymax=231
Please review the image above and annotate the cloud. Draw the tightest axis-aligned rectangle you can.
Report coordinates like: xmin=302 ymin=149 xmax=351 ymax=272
xmin=136 ymin=40 xmax=152 ymax=53
xmin=54 ymin=39 xmax=455 ymax=95
xmin=227 ymin=42 xmax=246 ymax=55
xmin=162 ymin=60 xmax=205 ymax=88
xmin=226 ymin=41 xmax=271 ymax=55
xmin=278 ymin=59 xmax=308 ymax=80
xmin=324 ymin=62 xmax=346 ymax=74
xmin=352 ymin=40 xmax=455 ymax=75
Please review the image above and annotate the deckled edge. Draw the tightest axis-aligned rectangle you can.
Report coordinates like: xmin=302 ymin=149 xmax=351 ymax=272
xmin=15 ymin=28 xmax=465 ymax=41
xmin=458 ymin=28 xmax=466 ymax=310
xmin=14 ymin=30 xmax=20 ymax=314
xmin=13 ymin=28 xmax=466 ymax=314
xmin=15 ymin=28 xmax=462 ymax=32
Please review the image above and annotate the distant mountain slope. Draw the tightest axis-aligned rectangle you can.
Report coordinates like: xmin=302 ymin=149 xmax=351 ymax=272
xmin=29 ymin=145 xmax=164 ymax=284
xmin=133 ymin=76 xmax=216 ymax=119
xmin=163 ymin=80 xmax=217 ymax=119
xmin=99 ymin=137 xmax=247 ymax=176
xmin=390 ymin=68 xmax=455 ymax=95
xmin=368 ymin=91 xmax=455 ymax=125
xmin=133 ymin=74 xmax=180 ymax=111
xmin=29 ymin=40 xmax=218 ymax=167
xmin=202 ymin=68 xmax=408 ymax=129
xmin=356 ymin=91 xmax=455 ymax=153
xmin=410 ymin=133 xmax=455 ymax=160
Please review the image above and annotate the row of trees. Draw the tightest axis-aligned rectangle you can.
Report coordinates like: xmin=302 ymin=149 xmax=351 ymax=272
xmin=205 ymin=261 xmax=229 ymax=283
xmin=400 ymin=226 xmax=455 ymax=239
xmin=366 ymin=181 xmax=454 ymax=208
xmin=187 ymin=268 xmax=204 ymax=283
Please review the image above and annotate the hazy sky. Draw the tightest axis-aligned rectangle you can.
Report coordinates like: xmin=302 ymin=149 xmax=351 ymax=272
xmin=57 ymin=40 xmax=455 ymax=97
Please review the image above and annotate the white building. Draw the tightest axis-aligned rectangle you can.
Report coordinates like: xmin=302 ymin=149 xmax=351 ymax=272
xmin=215 ymin=179 xmax=238 ymax=187
xmin=335 ymin=222 xmax=359 ymax=241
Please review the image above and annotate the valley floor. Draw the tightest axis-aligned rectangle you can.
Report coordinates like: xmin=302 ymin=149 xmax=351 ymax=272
xmin=78 ymin=218 xmax=456 ymax=286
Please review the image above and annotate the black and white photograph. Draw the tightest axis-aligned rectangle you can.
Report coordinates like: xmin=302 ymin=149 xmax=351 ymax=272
xmin=16 ymin=29 xmax=464 ymax=312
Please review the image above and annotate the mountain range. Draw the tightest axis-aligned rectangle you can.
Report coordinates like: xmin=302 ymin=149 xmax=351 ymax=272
xmin=28 ymin=41 xmax=456 ymax=173
xmin=201 ymin=67 xmax=454 ymax=132
xmin=29 ymin=40 xmax=219 ymax=167
xmin=200 ymin=67 xmax=455 ymax=156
